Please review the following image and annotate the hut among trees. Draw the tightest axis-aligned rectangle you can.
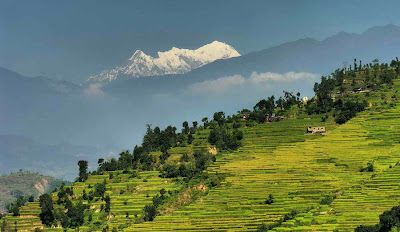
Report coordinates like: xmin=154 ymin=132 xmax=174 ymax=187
xmin=242 ymin=112 xmax=251 ymax=120
xmin=307 ymin=126 xmax=326 ymax=134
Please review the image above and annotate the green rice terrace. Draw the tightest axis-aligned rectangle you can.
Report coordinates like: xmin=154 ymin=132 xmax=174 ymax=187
xmin=2 ymin=59 xmax=400 ymax=231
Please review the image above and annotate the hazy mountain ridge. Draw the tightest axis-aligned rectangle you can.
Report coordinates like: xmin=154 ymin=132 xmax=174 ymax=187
xmin=0 ymin=135 xmax=106 ymax=180
xmin=0 ymin=67 xmax=80 ymax=96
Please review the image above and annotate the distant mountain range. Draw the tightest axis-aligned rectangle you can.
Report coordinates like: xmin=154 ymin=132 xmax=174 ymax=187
xmin=2 ymin=24 xmax=400 ymax=180
xmin=85 ymin=41 xmax=240 ymax=85
xmin=99 ymin=24 xmax=400 ymax=96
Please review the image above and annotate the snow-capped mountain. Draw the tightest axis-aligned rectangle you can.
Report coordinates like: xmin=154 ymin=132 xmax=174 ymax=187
xmin=85 ymin=41 xmax=240 ymax=85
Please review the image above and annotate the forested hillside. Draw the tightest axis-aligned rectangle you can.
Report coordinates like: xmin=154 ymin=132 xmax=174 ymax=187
xmin=2 ymin=58 xmax=400 ymax=231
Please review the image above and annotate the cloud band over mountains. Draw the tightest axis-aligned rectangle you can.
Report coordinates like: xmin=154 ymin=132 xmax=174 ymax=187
xmin=187 ymin=71 xmax=320 ymax=96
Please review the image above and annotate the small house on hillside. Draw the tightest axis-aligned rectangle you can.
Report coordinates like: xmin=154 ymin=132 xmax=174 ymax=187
xmin=307 ymin=126 xmax=326 ymax=134
xmin=301 ymin=96 xmax=309 ymax=104
xmin=242 ymin=112 xmax=251 ymax=120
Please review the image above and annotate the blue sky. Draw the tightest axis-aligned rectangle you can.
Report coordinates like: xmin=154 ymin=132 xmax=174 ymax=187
xmin=1 ymin=0 xmax=400 ymax=83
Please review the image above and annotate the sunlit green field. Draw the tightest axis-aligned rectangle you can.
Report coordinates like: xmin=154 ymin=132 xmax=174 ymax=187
xmin=124 ymin=84 xmax=400 ymax=231
xmin=3 ymin=80 xmax=400 ymax=232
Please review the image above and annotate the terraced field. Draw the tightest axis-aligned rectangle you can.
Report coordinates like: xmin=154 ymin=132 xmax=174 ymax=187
xmin=127 ymin=116 xmax=339 ymax=231
xmin=124 ymin=98 xmax=400 ymax=230
xmin=0 ymin=202 xmax=43 ymax=231
xmin=1 ymin=170 xmax=181 ymax=231
xmin=4 ymin=108 xmax=400 ymax=231
xmin=3 ymin=78 xmax=400 ymax=231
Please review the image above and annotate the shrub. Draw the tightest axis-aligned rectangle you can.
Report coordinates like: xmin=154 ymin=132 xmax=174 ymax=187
xmin=232 ymin=122 xmax=241 ymax=129
xmin=208 ymin=127 xmax=242 ymax=151
xmin=360 ymin=162 xmax=374 ymax=172
xmin=265 ymin=194 xmax=274 ymax=204
xmin=180 ymin=153 xmax=190 ymax=162
xmin=335 ymin=114 xmax=348 ymax=124
xmin=256 ymin=223 xmax=269 ymax=232
xmin=354 ymin=225 xmax=379 ymax=232
xmin=320 ymin=195 xmax=335 ymax=205
xmin=94 ymin=182 xmax=106 ymax=197
xmin=143 ymin=205 xmax=157 ymax=221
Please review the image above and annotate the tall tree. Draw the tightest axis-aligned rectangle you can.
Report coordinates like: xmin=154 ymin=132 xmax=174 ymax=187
xmin=354 ymin=58 xmax=357 ymax=71
xmin=39 ymin=194 xmax=54 ymax=226
xmin=104 ymin=196 xmax=111 ymax=214
xmin=213 ymin=112 xmax=226 ymax=126
xmin=98 ymin=158 xmax=104 ymax=168
xmin=78 ymin=160 xmax=88 ymax=182
xmin=182 ymin=121 xmax=189 ymax=134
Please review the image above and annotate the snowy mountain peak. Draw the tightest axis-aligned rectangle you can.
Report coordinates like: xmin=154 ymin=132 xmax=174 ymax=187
xmin=129 ymin=50 xmax=150 ymax=61
xmin=201 ymin=40 xmax=233 ymax=49
xmin=85 ymin=41 xmax=240 ymax=85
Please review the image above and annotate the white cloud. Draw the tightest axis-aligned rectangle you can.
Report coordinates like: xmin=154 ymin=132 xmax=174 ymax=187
xmin=186 ymin=71 xmax=319 ymax=96
xmin=83 ymin=83 xmax=106 ymax=97
xmin=187 ymin=74 xmax=246 ymax=95
xmin=249 ymin=71 xmax=319 ymax=83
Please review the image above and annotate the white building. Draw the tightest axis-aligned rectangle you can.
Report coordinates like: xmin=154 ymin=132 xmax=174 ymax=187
xmin=301 ymin=96 xmax=309 ymax=104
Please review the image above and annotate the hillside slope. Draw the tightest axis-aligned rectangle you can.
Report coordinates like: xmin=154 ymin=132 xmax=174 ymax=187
xmin=0 ymin=172 xmax=66 ymax=212
xmin=2 ymin=61 xmax=400 ymax=231
xmin=128 ymin=100 xmax=400 ymax=231
xmin=134 ymin=109 xmax=400 ymax=231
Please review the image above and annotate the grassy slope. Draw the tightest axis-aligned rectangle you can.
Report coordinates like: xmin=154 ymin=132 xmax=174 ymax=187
xmin=129 ymin=115 xmax=335 ymax=232
xmin=129 ymin=80 xmax=400 ymax=232
xmin=3 ymin=75 xmax=400 ymax=231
